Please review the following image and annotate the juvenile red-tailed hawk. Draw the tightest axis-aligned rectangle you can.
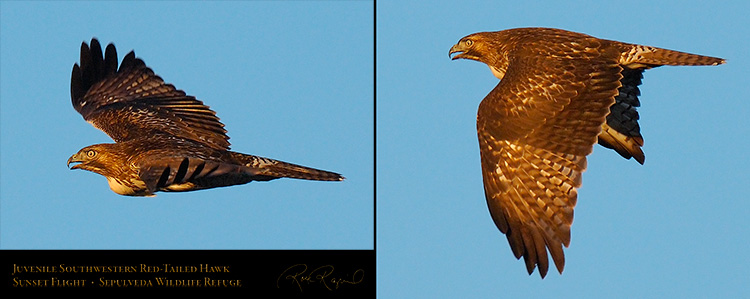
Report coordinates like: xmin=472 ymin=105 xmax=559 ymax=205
xmin=449 ymin=28 xmax=724 ymax=278
xmin=68 ymin=39 xmax=343 ymax=196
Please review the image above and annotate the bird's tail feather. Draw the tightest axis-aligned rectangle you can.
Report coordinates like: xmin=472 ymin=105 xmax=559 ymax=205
xmin=619 ymin=44 xmax=725 ymax=67
xmin=230 ymin=152 xmax=344 ymax=181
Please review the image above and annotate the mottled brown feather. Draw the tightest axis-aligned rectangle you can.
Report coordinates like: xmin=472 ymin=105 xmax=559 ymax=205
xmin=71 ymin=39 xmax=230 ymax=150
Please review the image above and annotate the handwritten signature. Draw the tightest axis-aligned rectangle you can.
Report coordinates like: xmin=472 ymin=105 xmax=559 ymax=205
xmin=277 ymin=264 xmax=364 ymax=292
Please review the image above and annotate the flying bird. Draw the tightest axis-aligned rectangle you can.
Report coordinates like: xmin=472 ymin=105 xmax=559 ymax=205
xmin=68 ymin=38 xmax=343 ymax=197
xmin=449 ymin=27 xmax=724 ymax=278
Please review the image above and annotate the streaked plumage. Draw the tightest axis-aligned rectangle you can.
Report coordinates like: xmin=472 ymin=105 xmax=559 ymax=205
xmin=449 ymin=27 xmax=724 ymax=278
xmin=68 ymin=39 xmax=343 ymax=196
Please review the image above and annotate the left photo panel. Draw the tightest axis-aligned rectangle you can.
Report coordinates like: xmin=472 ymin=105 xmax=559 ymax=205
xmin=0 ymin=1 xmax=374 ymax=295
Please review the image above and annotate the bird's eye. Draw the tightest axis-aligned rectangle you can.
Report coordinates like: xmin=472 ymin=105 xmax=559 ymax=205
xmin=86 ymin=150 xmax=96 ymax=158
xmin=465 ymin=39 xmax=473 ymax=46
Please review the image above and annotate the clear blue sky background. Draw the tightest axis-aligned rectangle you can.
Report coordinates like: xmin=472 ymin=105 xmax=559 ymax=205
xmin=0 ymin=2 xmax=373 ymax=250
xmin=378 ymin=0 xmax=748 ymax=298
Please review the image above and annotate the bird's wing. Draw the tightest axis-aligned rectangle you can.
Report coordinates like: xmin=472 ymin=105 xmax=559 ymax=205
xmin=70 ymin=39 xmax=230 ymax=150
xmin=598 ymin=68 xmax=646 ymax=164
xmin=126 ymin=136 xmax=253 ymax=193
xmin=477 ymin=47 xmax=623 ymax=278
xmin=138 ymin=155 xmax=251 ymax=193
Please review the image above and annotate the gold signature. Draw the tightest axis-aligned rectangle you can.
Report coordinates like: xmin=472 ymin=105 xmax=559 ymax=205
xmin=276 ymin=264 xmax=364 ymax=292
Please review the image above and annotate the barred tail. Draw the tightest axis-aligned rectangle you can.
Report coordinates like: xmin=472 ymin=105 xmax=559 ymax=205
xmin=231 ymin=152 xmax=344 ymax=181
xmin=619 ymin=44 xmax=725 ymax=67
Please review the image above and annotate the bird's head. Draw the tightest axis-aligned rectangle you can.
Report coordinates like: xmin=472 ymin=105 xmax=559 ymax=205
xmin=449 ymin=32 xmax=510 ymax=80
xmin=67 ymin=143 xmax=124 ymax=176
xmin=449 ymin=34 xmax=485 ymax=61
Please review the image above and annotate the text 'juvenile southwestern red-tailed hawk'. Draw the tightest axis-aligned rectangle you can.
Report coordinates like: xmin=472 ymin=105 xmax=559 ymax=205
xmin=68 ymin=39 xmax=343 ymax=197
xmin=449 ymin=28 xmax=724 ymax=278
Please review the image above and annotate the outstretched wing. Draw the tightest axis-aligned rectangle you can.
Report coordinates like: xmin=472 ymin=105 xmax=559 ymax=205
xmin=133 ymin=137 xmax=343 ymax=193
xmin=598 ymin=68 xmax=646 ymax=164
xmin=70 ymin=38 xmax=230 ymax=150
xmin=477 ymin=41 xmax=622 ymax=278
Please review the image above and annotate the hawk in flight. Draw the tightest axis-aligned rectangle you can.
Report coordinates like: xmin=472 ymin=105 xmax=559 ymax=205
xmin=449 ymin=28 xmax=724 ymax=278
xmin=68 ymin=39 xmax=343 ymax=196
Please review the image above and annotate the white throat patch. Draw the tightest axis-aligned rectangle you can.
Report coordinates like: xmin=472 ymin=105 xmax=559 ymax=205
xmin=489 ymin=65 xmax=506 ymax=80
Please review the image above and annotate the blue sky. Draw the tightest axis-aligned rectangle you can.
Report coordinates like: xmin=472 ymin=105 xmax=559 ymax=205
xmin=378 ymin=0 xmax=748 ymax=298
xmin=0 ymin=2 xmax=373 ymax=250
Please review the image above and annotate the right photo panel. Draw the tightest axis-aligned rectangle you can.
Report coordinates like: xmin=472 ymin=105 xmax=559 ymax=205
xmin=377 ymin=1 xmax=748 ymax=298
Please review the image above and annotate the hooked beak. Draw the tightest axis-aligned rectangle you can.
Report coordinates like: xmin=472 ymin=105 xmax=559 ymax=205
xmin=449 ymin=44 xmax=466 ymax=60
xmin=67 ymin=153 xmax=83 ymax=170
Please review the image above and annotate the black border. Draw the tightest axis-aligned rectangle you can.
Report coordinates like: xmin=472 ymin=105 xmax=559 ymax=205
xmin=2 ymin=250 xmax=374 ymax=296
